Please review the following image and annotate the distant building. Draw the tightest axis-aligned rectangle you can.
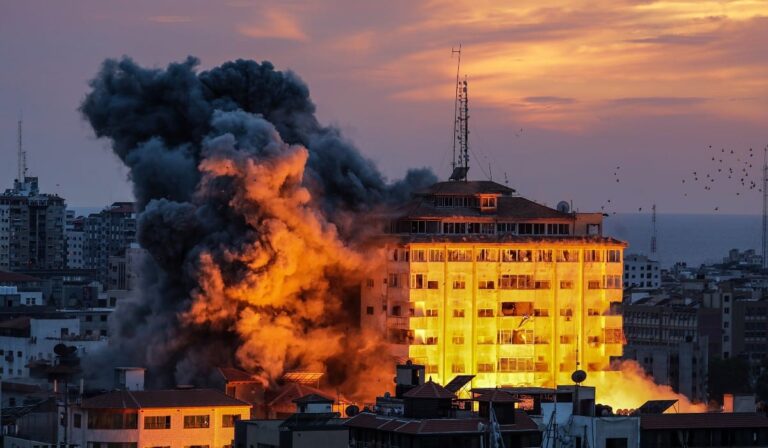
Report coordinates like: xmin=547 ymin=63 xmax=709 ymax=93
xmin=65 ymin=210 xmax=85 ymax=269
xmin=0 ymin=286 xmax=43 ymax=307
xmin=83 ymin=202 xmax=136 ymax=286
xmin=0 ymin=316 xmax=106 ymax=380
xmin=723 ymin=248 xmax=762 ymax=266
xmin=622 ymin=295 xmax=709 ymax=403
xmin=0 ymin=177 xmax=66 ymax=271
xmin=624 ymin=254 xmax=661 ymax=290
xmin=107 ymin=243 xmax=146 ymax=292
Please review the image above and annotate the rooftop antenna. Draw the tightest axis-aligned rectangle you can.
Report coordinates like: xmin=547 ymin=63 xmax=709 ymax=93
xmin=17 ymin=114 xmax=27 ymax=181
xmin=449 ymin=46 xmax=470 ymax=182
xmin=651 ymin=204 xmax=657 ymax=257
xmin=762 ymin=146 xmax=767 ymax=269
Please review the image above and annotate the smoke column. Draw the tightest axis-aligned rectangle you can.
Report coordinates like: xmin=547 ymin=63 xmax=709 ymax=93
xmin=80 ymin=57 xmax=436 ymax=397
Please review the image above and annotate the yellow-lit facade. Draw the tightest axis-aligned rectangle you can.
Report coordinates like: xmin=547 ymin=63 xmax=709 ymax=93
xmin=362 ymin=181 xmax=626 ymax=390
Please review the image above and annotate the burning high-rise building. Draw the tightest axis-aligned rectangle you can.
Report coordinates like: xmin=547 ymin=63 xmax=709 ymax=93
xmin=361 ymin=179 xmax=626 ymax=390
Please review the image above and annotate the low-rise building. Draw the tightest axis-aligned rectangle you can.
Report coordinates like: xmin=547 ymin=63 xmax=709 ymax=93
xmin=68 ymin=388 xmax=251 ymax=448
xmin=624 ymin=254 xmax=661 ymax=290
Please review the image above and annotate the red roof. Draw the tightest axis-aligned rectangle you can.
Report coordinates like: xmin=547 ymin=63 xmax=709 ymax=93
xmin=217 ymin=367 xmax=259 ymax=383
xmin=293 ymin=393 xmax=334 ymax=404
xmin=641 ymin=413 xmax=768 ymax=430
xmin=0 ymin=271 xmax=40 ymax=283
xmin=474 ymin=389 xmax=521 ymax=403
xmin=345 ymin=410 xmax=538 ymax=434
xmin=403 ymin=380 xmax=455 ymax=399
xmin=81 ymin=389 xmax=250 ymax=409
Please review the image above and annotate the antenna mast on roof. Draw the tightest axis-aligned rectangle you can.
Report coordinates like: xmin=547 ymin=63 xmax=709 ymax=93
xmin=651 ymin=204 xmax=657 ymax=256
xmin=762 ymin=147 xmax=767 ymax=269
xmin=17 ymin=115 xmax=27 ymax=181
xmin=449 ymin=45 xmax=470 ymax=182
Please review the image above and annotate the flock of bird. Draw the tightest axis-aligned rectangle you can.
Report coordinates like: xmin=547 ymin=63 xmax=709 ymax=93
xmin=679 ymin=145 xmax=765 ymax=211
xmin=599 ymin=145 xmax=767 ymax=214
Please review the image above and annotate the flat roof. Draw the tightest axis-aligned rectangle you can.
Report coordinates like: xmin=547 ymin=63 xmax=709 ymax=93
xmin=81 ymin=389 xmax=250 ymax=409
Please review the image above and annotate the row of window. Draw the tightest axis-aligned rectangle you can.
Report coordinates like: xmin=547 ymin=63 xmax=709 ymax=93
xmin=390 ymin=274 xmax=621 ymax=290
xmin=84 ymin=412 xmax=239 ymax=429
xmin=377 ymin=305 xmax=615 ymax=318
xmin=391 ymin=248 xmax=620 ymax=263
xmin=397 ymin=220 xmax=572 ymax=236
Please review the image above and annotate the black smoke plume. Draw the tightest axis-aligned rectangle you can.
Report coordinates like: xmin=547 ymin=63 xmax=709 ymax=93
xmin=80 ymin=56 xmax=436 ymax=394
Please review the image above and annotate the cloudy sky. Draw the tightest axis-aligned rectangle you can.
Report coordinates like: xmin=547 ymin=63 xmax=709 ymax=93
xmin=0 ymin=0 xmax=766 ymax=213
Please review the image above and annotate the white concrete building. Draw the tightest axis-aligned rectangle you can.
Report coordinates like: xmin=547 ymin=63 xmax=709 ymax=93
xmin=0 ymin=317 xmax=107 ymax=380
xmin=623 ymin=254 xmax=661 ymax=289
xmin=0 ymin=286 xmax=43 ymax=306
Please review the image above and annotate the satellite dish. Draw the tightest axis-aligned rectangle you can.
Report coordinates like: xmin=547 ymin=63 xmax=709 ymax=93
xmin=571 ymin=370 xmax=587 ymax=384
xmin=557 ymin=201 xmax=571 ymax=213
xmin=345 ymin=405 xmax=360 ymax=417
xmin=53 ymin=343 xmax=68 ymax=356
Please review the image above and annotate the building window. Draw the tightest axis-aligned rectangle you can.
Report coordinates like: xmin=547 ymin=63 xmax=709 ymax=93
xmin=478 ymin=280 xmax=495 ymax=290
xmin=222 ymin=414 xmax=241 ymax=428
xmin=499 ymin=275 xmax=532 ymax=289
xmin=411 ymin=274 xmax=426 ymax=289
xmin=536 ymin=250 xmax=553 ymax=262
xmin=534 ymin=280 xmax=550 ymax=290
xmin=452 ymin=274 xmax=466 ymax=289
xmin=427 ymin=280 xmax=439 ymax=289
xmin=88 ymin=411 xmax=138 ymax=429
xmin=587 ymin=280 xmax=601 ymax=289
xmin=387 ymin=273 xmax=400 ymax=288
xmin=447 ymin=249 xmax=472 ymax=262
xmin=452 ymin=333 xmax=465 ymax=345
xmin=724 ymin=307 xmax=730 ymax=314
xmin=411 ymin=249 xmax=427 ymax=262
xmin=74 ymin=413 xmax=82 ymax=428
xmin=498 ymin=357 xmax=534 ymax=372
xmin=501 ymin=249 xmax=532 ymax=262
xmin=183 ymin=415 xmax=210 ymax=429
xmin=365 ymin=279 xmax=374 ymax=288
xmin=534 ymin=308 xmax=549 ymax=317
xmin=366 ymin=306 xmax=374 ymax=315
xmin=452 ymin=309 xmax=465 ymax=318
xmin=480 ymin=196 xmax=497 ymax=208
xmin=604 ymin=328 xmax=623 ymax=344
xmin=560 ymin=281 xmax=573 ymax=289
xmin=144 ymin=415 xmax=171 ymax=430
xmin=477 ymin=248 xmax=498 ymax=262
xmin=426 ymin=309 xmax=439 ymax=317
xmin=584 ymin=250 xmax=603 ymax=262
xmin=477 ymin=363 xmax=495 ymax=373
xmin=607 ymin=250 xmax=621 ymax=263
xmin=429 ymin=249 xmax=445 ymax=262
xmin=478 ymin=308 xmax=494 ymax=317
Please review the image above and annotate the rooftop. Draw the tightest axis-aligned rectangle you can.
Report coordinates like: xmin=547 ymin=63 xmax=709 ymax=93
xmin=217 ymin=367 xmax=258 ymax=383
xmin=417 ymin=181 xmax=515 ymax=196
xmin=641 ymin=412 xmax=768 ymax=430
xmin=293 ymin=393 xmax=334 ymax=404
xmin=0 ymin=271 xmax=40 ymax=283
xmin=345 ymin=409 xmax=539 ymax=434
xmin=402 ymin=380 xmax=456 ymax=399
xmin=80 ymin=388 xmax=250 ymax=409
xmin=395 ymin=195 xmax=571 ymax=221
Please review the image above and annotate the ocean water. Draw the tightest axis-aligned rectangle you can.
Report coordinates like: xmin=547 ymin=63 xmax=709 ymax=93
xmin=604 ymin=213 xmax=762 ymax=267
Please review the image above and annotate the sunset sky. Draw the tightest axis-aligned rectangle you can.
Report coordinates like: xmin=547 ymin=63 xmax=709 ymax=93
xmin=1 ymin=0 xmax=766 ymax=213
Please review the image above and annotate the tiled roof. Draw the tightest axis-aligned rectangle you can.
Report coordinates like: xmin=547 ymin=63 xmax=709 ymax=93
xmin=417 ymin=181 xmax=515 ymax=196
xmin=641 ymin=413 xmax=768 ymax=430
xmin=0 ymin=317 xmax=31 ymax=330
xmin=394 ymin=196 xmax=570 ymax=221
xmin=267 ymin=383 xmax=342 ymax=408
xmin=474 ymin=389 xmax=521 ymax=403
xmin=217 ymin=367 xmax=258 ymax=383
xmin=383 ymin=234 xmax=626 ymax=246
xmin=402 ymin=380 xmax=455 ymax=399
xmin=0 ymin=271 xmax=40 ymax=283
xmin=81 ymin=389 xmax=250 ymax=409
xmin=345 ymin=410 xmax=538 ymax=434
xmin=293 ymin=393 xmax=333 ymax=404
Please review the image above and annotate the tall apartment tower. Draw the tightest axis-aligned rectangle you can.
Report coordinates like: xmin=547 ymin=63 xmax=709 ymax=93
xmin=362 ymin=180 xmax=626 ymax=390
xmin=0 ymin=177 xmax=66 ymax=271
xmin=83 ymin=202 xmax=137 ymax=286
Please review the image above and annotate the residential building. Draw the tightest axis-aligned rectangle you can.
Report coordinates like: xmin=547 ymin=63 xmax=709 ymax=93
xmin=0 ymin=177 xmax=66 ymax=271
xmin=362 ymin=180 xmax=626 ymax=390
xmin=622 ymin=296 xmax=709 ymax=402
xmin=0 ymin=316 xmax=106 ymax=380
xmin=83 ymin=202 xmax=136 ymax=286
xmin=640 ymin=412 xmax=768 ymax=447
xmin=66 ymin=210 xmax=85 ymax=269
xmin=623 ymin=254 xmax=661 ymax=290
xmin=67 ymin=388 xmax=251 ymax=448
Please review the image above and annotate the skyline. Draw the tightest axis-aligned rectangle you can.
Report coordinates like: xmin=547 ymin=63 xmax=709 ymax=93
xmin=1 ymin=0 xmax=767 ymax=213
